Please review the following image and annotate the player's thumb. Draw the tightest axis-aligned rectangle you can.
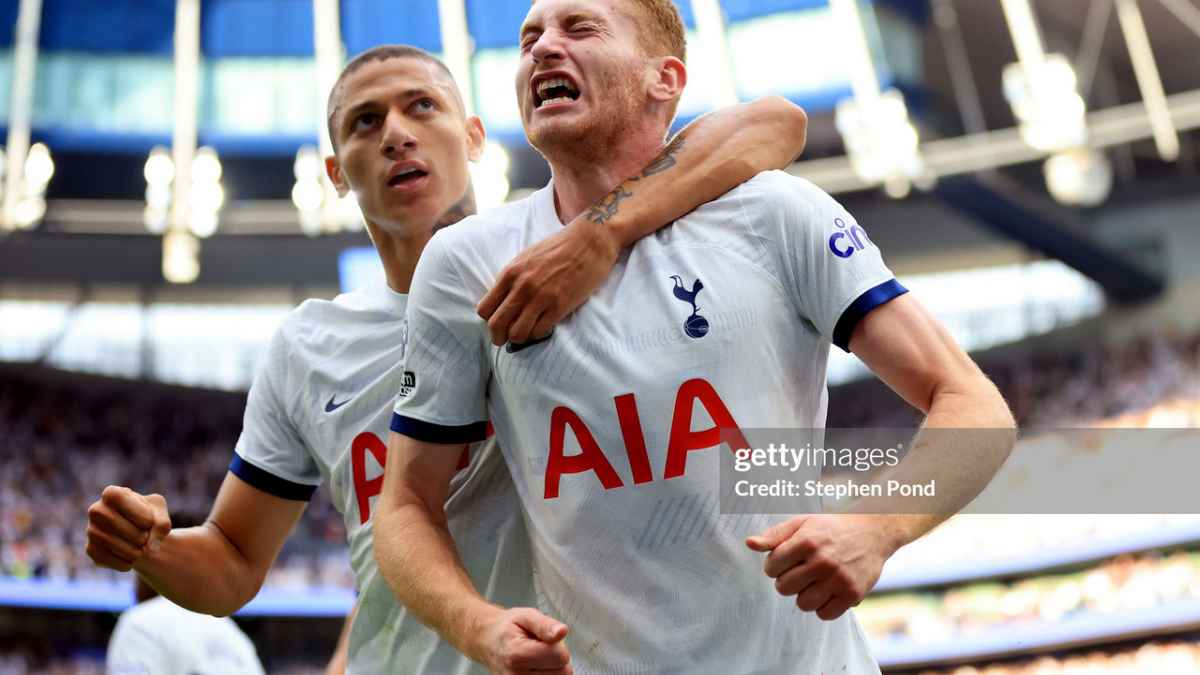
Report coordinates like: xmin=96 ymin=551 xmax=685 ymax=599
xmin=144 ymin=494 xmax=172 ymax=551
xmin=746 ymin=517 xmax=805 ymax=552
xmin=515 ymin=609 xmax=569 ymax=643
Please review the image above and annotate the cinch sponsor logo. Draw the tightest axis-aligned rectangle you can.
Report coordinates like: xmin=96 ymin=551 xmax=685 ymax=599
xmin=828 ymin=217 xmax=874 ymax=259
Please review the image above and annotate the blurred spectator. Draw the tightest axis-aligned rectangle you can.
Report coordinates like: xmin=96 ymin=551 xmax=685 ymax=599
xmin=3 ymin=327 xmax=1198 ymax=593
xmin=830 ymin=329 xmax=1200 ymax=429
xmin=0 ymin=369 xmax=350 ymax=590
xmin=859 ymin=549 xmax=1200 ymax=644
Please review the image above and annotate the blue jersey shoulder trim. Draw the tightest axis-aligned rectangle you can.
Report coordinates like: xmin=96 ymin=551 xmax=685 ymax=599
xmin=833 ymin=279 xmax=909 ymax=353
xmin=229 ymin=454 xmax=318 ymax=501
xmin=390 ymin=413 xmax=488 ymax=444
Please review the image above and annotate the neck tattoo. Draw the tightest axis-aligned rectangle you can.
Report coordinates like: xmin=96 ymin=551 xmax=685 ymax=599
xmin=433 ymin=186 xmax=478 ymax=233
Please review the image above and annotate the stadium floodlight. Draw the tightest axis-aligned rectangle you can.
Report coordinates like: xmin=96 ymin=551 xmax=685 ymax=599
xmin=469 ymin=141 xmax=511 ymax=210
xmin=828 ymin=0 xmax=928 ymax=198
xmin=144 ymin=145 xmax=175 ymax=186
xmin=8 ymin=142 xmax=53 ymax=230
xmin=187 ymin=146 xmax=224 ymax=238
xmin=293 ymin=145 xmax=324 ymax=236
xmin=1003 ymin=55 xmax=1088 ymax=152
xmin=292 ymin=144 xmax=362 ymax=235
xmin=163 ymin=230 xmax=200 ymax=284
xmin=999 ymin=0 xmax=1088 ymax=152
xmin=13 ymin=195 xmax=45 ymax=229
xmin=2 ymin=0 xmax=43 ymax=233
xmin=1044 ymin=147 xmax=1113 ymax=208
xmin=143 ymin=146 xmax=174 ymax=234
xmin=292 ymin=180 xmax=324 ymax=221
xmin=23 ymin=142 xmax=53 ymax=192
xmin=191 ymin=146 xmax=222 ymax=185
xmin=836 ymin=90 xmax=927 ymax=199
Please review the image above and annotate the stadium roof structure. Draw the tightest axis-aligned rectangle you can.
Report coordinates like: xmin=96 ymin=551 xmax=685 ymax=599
xmin=0 ymin=0 xmax=1195 ymax=299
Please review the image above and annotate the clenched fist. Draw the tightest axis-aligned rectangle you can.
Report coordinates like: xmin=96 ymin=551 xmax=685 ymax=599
xmin=476 ymin=607 xmax=572 ymax=675
xmin=746 ymin=514 xmax=898 ymax=621
xmin=86 ymin=486 xmax=172 ymax=572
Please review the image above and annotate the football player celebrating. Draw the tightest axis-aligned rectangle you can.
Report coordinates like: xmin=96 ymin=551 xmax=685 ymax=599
xmin=382 ymin=1 xmax=1016 ymax=673
xmin=85 ymin=43 xmax=809 ymax=674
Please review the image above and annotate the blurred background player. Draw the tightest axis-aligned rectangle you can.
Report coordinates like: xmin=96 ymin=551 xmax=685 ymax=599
xmin=105 ymin=514 xmax=266 ymax=675
xmin=84 ymin=44 xmax=809 ymax=674
xmin=382 ymin=0 xmax=1014 ymax=673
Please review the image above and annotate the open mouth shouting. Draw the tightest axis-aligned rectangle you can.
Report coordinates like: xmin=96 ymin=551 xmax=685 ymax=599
xmin=386 ymin=160 xmax=431 ymax=194
xmin=532 ymin=72 xmax=582 ymax=110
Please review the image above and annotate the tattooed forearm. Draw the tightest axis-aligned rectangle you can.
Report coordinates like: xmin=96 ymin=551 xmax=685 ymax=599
xmin=584 ymin=134 xmax=690 ymax=225
xmin=641 ymin=135 xmax=687 ymax=177
xmin=585 ymin=186 xmax=633 ymax=225
xmin=433 ymin=185 xmax=478 ymax=232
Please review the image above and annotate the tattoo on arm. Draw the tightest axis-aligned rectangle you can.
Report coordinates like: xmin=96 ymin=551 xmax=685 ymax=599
xmin=641 ymin=135 xmax=687 ymax=177
xmin=584 ymin=186 xmax=634 ymax=225
xmin=433 ymin=186 xmax=478 ymax=233
xmin=584 ymin=135 xmax=689 ymax=225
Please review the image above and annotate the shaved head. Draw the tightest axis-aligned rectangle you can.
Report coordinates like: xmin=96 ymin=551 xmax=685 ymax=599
xmin=326 ymin=45 xmax=465 ymax=152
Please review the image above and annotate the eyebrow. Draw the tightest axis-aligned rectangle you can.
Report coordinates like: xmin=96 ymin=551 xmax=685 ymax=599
xmin=519 ymin=20 xmax=541 ymax=40
xmin=341 ymin=87 xmax=442 ymax=130
xmin=520 ymin=11 xmax=602 ymax=39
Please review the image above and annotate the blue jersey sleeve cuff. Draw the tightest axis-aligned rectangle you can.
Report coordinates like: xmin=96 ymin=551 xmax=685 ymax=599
xmin=391 ymin=413 xmax=488 ymax=444
xmin=229 ymin=454 xmax=318 ymax=501
xmin=833 ymin=279 xmax=909 ymax=353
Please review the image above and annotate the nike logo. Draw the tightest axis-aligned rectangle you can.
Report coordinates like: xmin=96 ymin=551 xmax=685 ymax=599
xmin=325 ymin=396 xmax=351 ymax=413
xmin=505 ymin=331 xmax=554 ymax=354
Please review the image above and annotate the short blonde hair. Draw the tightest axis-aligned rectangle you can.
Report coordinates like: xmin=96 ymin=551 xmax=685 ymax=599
xmin=626 ymin=0 xmax=687 ymax=63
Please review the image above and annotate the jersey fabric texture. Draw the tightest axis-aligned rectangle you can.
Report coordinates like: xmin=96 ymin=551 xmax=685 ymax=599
xmin=392 ymin=171 xmax=905 ymax=674
xmin=229 ymin=284 xmax=533 ymax=675
xmin=106 ymin=596 xmax=265 ymax=675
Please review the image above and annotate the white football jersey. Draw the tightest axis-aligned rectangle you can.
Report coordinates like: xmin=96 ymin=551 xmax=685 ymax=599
xmin=106 ymin=596 xmax=265 ymax=675
xmin=231 ymin=284 xmax=533 ymax=675
xmin=393 ymin=171 xmax=904 ymax=674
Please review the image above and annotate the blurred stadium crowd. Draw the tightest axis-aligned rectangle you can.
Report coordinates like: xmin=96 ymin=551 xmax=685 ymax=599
xmin=833 ymin=327 xmax=1200 ymax=429
xmin=2 ymin=326 xmax=1199 ymax=673
xmin=3 ymin=328 xmax=1199 ymax=588
xmin=0 ymin=370 xmax=350 ymax=591
xmin=861 ymin=548 xmax=1200 ymax=642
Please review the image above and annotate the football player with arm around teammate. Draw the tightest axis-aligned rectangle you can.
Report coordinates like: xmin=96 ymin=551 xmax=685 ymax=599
xmin=85 ymin=43 xmax=809 ymax=674
xmin=382 ymin=1 xmax=1016 ymax=673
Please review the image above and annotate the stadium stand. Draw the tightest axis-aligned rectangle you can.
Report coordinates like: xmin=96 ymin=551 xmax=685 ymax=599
xmin=0 ymin=365 xmax=350 ymax=591
xmin=3 ymin=324 xmax=1200 ymax=672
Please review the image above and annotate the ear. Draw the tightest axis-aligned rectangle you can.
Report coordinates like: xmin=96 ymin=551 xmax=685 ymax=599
xmin=647 ymin=56 xmax=687 ymax=104
xmin=325 ymin=155 xmax=351 ymax=197
xmin=465 ymin=115 xmax=486 ymax=162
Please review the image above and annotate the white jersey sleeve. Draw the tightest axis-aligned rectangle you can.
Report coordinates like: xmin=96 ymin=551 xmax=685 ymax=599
xmin=230 ymin=323 xmax=321 ymax=500
xmin=390 ymin=228 xmax=493 ymax=443
xmin=748 ymin=170 xmax=907 ymax=352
